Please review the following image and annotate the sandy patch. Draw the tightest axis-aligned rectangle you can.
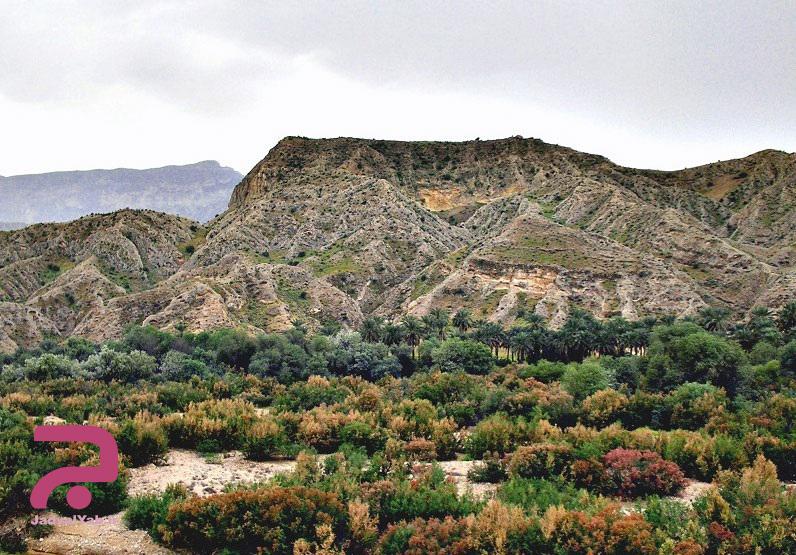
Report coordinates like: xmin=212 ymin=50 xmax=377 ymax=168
xmin=128 ymin=449 xmax=296 ymax=497
xmin=27 ymin=512 xmax=174 ymax=555
xmin=437 ymin=460 xmax=499 ymax=500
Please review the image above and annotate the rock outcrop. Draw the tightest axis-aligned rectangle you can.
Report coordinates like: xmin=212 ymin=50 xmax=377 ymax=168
xmin=1 ymin=137 xmax=793 ymax=350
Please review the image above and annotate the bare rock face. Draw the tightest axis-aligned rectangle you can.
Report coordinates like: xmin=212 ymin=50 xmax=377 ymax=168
xmin=0 ymin=137 xmax=793 ymax=351
xmin=0 ymin=302 xmax=59 ymax=352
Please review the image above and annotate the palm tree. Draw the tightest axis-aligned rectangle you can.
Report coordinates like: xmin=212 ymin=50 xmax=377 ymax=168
xmin=557 ymin=309 xmax=600 ymax=362
xmin=360 ymin=316 xmax=384 ymax=343
xmin=777 ymin=301 xmax=796 ymax=339
xmin=452 ymin=309 xmax=472 ymax=334
xmin=423 ymin=308 xmax=450 ymax=340
xmin=696 ymin=306 xmax=731 ymax=334
xmin=735 ymin=306 xmax=782 ymax=348
xmin=474 ymin=321 xmax=504 ymax=358
xmin=381 ymin=322 xmax=405 ymax=346
xmin=401 ymin=315 xmax=424 ymax=357
xmin=598 ymin=316 xmax=632 ymax=356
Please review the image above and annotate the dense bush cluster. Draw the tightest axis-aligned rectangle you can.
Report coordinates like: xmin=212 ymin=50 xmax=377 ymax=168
xmin=0 ymin=301 xmax=795 ymax=553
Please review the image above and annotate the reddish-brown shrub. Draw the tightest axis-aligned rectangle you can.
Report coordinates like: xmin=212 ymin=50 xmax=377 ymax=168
xmin=601 ymin=448 xmax=685 ymax=498
xmin=404 ymin=438 xmax=438 ymax=461
xmin=541 ymin=505 xmax=657 ymax=555
xmin=378 ymin=516 xmax=470 ymax=555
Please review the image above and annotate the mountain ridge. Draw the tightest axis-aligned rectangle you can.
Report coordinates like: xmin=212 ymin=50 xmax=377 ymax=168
xmin=0 ymin=161 xmax=243 ymax=226
xmin=0 ymin=136 xmax=793 ymax=351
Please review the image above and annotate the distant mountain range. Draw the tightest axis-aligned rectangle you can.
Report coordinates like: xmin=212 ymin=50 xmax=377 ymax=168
xmin=0 ymin=161 xmax=242 ymax=227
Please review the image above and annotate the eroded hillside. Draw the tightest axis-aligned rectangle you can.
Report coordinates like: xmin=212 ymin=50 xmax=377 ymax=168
xmin=1 ymin=137 xmax=794 ymax=350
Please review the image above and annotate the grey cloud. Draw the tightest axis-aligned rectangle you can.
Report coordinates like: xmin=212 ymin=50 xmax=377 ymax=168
xmin=0 ymin=0 xmax=794 ymax=168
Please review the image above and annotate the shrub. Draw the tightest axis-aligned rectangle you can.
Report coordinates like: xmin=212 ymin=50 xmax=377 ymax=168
xmin=163 ymin=486 xmax=347 ymax=554
xmin=339 ymin=421 xmax=386 ymax=454
xmin=162 ymin=398 xmax=256 ymax=451
xmin=560 ymin=360 xmax=611 ymax=402
xmin=23 ymin=353 xmax=79 ymax=381
xmin=375 ymin=466 xmax=481 ymax=524
xmin=666 ymin=382 xmax=726 ymax=430
xmin=508 ymin=443 xmax=573 ymax=479
xmin=378 ymin=516 xmax=469 ymax=555
xmin=780 ymin=340 xmax=796 ymax=378
xmin=82 ymin=347 xmax=156 ymax=383
xmin=464 ymin=414 xmax=515 ymax=458
xmin=297 ymin=406 xmax=351 ymax=452
xmin=116 ymin=412 xmax=168 ymax=467
xmin=430 ymin=417 xmax=458 ymax=460
xmin=601 ymin=448 xmax=685 ymax=499
xmin=581 ymin=389 xmax=628 ymax=426
xmin=541 ymin=505 xmax=658 ymax=555
xmin=467 ymin=452 xmax=508 ymax=483
xmin=404 ymin=438 xmax=438 ymax=461
xmin=51 ymin=464 xmax=130 ymax=516
xmin=124 ymin=484 xmax=189 ymax=542
xmin=242 ymin=419 xmax=287 ymax=460
xmin=157 ymin=350 xmax=213 ymax=381
xmin=498 ymin=477 xmax=598 ymax=513
xmin=518 ymin=360 xmax=567 ymax=383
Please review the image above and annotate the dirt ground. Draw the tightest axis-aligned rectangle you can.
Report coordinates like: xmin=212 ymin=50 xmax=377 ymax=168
xmin=26 ymin=451 xmax=716 ymax=554
xmin=127 ymin=448 xmax=296 ymax=497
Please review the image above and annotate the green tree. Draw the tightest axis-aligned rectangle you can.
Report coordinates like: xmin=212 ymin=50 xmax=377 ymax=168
xmin=556 ymin=309 xmax=601 ymax=362
xmin=696 ymin=306 xmax=732 ymax=334
xmin=360 ymin=317 xmax=384 ymax=343
xmin=422 ymin=308 xmax=450 ymax=340
xmin=401 ymin=315 xmax=424 ymax=357
xmin=381 ymin=322 xmax=405 ymax=346
xmin=432 ymin=338 xmax=493 ymax=374
xmin=452 ymin=309 xmax=472 ymax=334
xmin=560 ymin=359 xmax=611 ymax=402
xmin=777 ymin=301 xmax=796 ymax=340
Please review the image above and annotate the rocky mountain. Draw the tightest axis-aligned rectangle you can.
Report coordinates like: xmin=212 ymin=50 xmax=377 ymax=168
xmin=1 ymin=136 xmax=794 ymax=351
xmin=0 ymin=161 xmax=242 ymax=226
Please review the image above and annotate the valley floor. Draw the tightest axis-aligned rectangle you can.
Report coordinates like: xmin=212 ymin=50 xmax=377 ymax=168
xmin=27 ymin=449 xmax=721 ymax=555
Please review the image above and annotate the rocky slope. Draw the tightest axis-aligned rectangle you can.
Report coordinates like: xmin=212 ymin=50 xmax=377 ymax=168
xmin=0 ymin=137 xmax=793 ymax=350
xmin=0 ymin=161 xmax=242 ymax=226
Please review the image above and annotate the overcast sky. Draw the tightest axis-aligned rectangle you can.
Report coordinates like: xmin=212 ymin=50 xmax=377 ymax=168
xmin=1 ymin=1 xmax=794 ymax=176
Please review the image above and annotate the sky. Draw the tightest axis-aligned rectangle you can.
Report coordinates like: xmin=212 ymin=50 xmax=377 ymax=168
xmin=1 ymin=1 xmax=794 ymax=176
